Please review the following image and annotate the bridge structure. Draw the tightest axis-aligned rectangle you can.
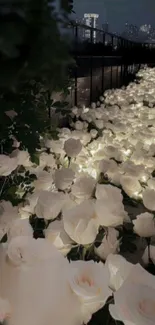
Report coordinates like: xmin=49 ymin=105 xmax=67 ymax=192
xmin=68 ymin=22 xmax=155 ymax=107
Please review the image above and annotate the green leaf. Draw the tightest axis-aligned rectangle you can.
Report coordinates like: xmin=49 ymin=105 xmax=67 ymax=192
xmin=31 ymin=153 xmax=40 ymax=165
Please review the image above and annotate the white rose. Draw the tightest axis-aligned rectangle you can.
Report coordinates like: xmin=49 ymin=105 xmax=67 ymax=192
xmin=133 ymin=212 xmax=155 ymax=237
xmin=7 ymin=236 xmax=66 ymax=266
xmin=148 ymin=178 xmax=155 ymax=190
xmin=68 ymin=260 xmax=111 ymax=324
xmin=74 ymin=121 xmax=84 ymax=130
xmin=39 ymin=152 xmax=56 ymax=168
xmin=95 ymin=199 xmax=126 ymax=227
xmin=143 ymin=188 xmax=155 ymax=211
xmin=0 ymin=201 xmax=18 ymax=240
xmin=90 ymin=129 xmax=98 ymax=138
xmin=0 ymin=239 xmax=81 ymax=325
xmin=94 ymin=120 xmax=104 ymax=129
xmin=83 ymin=121 xmax=88 ymax=130
xmin=7 ymin=218 xmax=33 ymax=242
xmin=80 ymin=132 xmax=91 ymax=146
xmin=142 ymin=245 xmax=155 ymax=265
xmin=44 ymin=220 xmax=73 ymax=256
xmin=105 ymin=254 xmax=134 ymax=291
xmin=45 ymin=139 xmax=65 ymax=155
xmin=61 ymin=193 xmax=77 ymax=214
xmin=99 ymin=159 xmax=117 ymax=174
xmin=104 ymin=146 xmax=123 ymax=162
xmin=95 ymin=184 xmax=123 ymax=202
xmin=109 ymin=264 xmax=155 ymax=325
xmin=0 ymin=155 xmax=18 ymax=176
xmin=64 ymin=138 xmax=82 ymax=157
xmin=71 ymin=176 xmax=96 ymax=200
xmin=120 ymin=175 xmax=142 ymax=198
xmin=0 ymin=298 xmax=11 ymax=323
xmin=10 ymin=150 xmax=32 ymax=167
xmin=33 ymin=170 xmax=54 ymax=191
xmin=63 ymin=200 xmax=99 ymax=245
xmin=35 ymin=191 xmax=66 ymax=220
xmin=94 ymin=228 xmax=120 ymax=261
xmin=106 ymin=165 xmax=121 ymax=186
xmin=21 ymin=190 xmax=41 ymax=214
xmin=54 ymin=168 xmax=75 ymax=190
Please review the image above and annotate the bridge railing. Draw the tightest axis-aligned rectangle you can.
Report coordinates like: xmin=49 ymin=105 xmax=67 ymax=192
xmin=67 ymin=22 xmax=155 ymax=106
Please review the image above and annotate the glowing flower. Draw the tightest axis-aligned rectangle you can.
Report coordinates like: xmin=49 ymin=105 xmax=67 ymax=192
xmin=64 ymin=138 xmax=82 ymax=157
xmin=133 ymin=212 xmax=155 ymax=237
xmin=68 ymin=260 xmax=111 ymax=323
xmin=94 ymin=228 xmax=120 ymax=261
xmin=63 ymin=200 xmax=98 ymax=245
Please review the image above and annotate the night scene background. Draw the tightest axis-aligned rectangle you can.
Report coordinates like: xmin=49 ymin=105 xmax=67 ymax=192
xmin=70 ymin=0 xmax=155 ymax=41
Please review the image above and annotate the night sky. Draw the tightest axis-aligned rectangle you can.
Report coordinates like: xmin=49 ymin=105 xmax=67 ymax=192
xmin=72 ymin=0 xmax=155 ymax=33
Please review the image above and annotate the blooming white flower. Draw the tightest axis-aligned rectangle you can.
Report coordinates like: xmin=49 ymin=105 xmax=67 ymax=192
xmin=45 ymin=139 xmax=64 ymax=155
xmin=39 ymin=152 xmax=56 ymax=168
xmin=44 ymin=220 xmax=73 ymax=256
xmin=95 ymin=199 xmax=126 ymax=227
xmin=68 ymin=260 xmax=111 ymax=324
xmin=63 ymin=200 xmax=99 ymax=245
xmin=64 ymin=138 xmax=82 ymax=157
xmin=94 ymin=119 xmax=104 ymax=129
xmin=0 ymin=298 xmax=11 ymax=323
xmin=74 ymin=121 xmax=84 ymax=130
xmin=33 ymin=170 xmax=54 ymax=191
xmin=35 ymin=191 xmax=66 ymax=220
xmin=53 ymin=168 xmax=75 ymax=190
xmin=95 ymin=184 xmax=123 ymax=202
xmin=7 ymin=218 xmax=33 ymax=242
xmin=94 ymin=228 xmax=120 ymax=261
xmin=99 ymin=159 xmax=118 ymax=174
xmin=20 ymin=190 xmax=41 ymax=215
xmin=11 ymin=150 xmax=32 ymax=167
xmin=7 ymin=236 xmax=66 ymax=266
xmin=120 ymin=175 xmax=142 ymax=198
xmin=109 ymin=264 xmax=155 ymax=325
xmin=105 ymin=254 xmax=134 ymax=291
xmin=0 ymin=155 xmax=18 ymax=176
xmin=0 ymin=201 xmax=18 ymax=240
xmin=71 ymin=175 xmax=96 ymax=200
xmin=90 ymin=129 xmax=98 ymax=138
xmin=143 ymin=188 xmax=155 ymax=211
xmin=148 ymin=178 xmax=155 ymax=190
xmin=133 ymin=212 xmax=155 ymax=237
xmin=2 ymin=237 xmax=81 ymax=325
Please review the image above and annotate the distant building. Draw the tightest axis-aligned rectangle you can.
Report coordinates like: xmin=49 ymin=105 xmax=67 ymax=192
xmin=122 ymin=22 xmax=155 ymax=42
xmin=83 ymin=13 xmax=99 ymax=43
xmin=140 ymin=24 xmax=151 ymax=34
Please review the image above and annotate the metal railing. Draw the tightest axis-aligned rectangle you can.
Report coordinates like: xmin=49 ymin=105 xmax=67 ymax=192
xmin=68 ymin=22 xmax=155 ymax=106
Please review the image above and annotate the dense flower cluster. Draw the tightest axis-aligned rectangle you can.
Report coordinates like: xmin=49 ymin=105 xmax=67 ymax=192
xmin=1 ymin=67 xmax=155 ymax=325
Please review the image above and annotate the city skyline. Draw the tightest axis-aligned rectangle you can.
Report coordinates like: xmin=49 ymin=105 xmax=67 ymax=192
xmin=72 ymin=0 xmax=155 ymax=33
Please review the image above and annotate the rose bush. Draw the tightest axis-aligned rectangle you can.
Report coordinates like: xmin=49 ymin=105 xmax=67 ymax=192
xmin=1 ymin=67 xmax=155 ymax=325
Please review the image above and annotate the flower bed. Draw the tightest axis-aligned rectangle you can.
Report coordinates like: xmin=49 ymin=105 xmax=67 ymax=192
xmin=0 ymin=67 xmax=155 ymax=325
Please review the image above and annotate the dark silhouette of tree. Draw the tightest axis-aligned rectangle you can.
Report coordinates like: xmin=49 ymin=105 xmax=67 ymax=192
xmin=0 ymin=0 xmax=74 ymax=92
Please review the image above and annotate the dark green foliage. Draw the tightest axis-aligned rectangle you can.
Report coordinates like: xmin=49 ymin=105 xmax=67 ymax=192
xmin=0 ymin=0 xmax=74 ymax=92
xmin=0 ymin=169 xmax=36 ymax=204
xmin=119 ymin=225 xmax=138 ymax=254
xmin=88 ymin=298 xmax=124 ymax=325
xmin=29 ymin=214 xmax=47 ymax=238
xmin=0 ymin=81 xmax=51 ymax=155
